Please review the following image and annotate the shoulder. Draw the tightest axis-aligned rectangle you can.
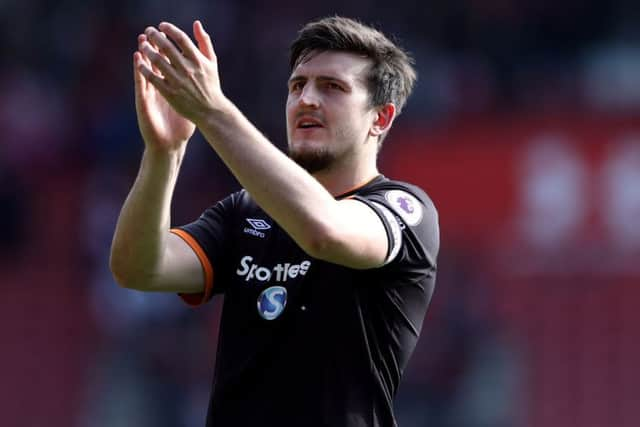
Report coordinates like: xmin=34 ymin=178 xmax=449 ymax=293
xmin=190 ymin=189 xmax=255 ymax=231
xmin=351 ymin=176 xmax=440 ymax=265
xmin=205 ymin=188 xmax=257 ymax=212
xmin=357 ymin=177 xmax=438 ymax=227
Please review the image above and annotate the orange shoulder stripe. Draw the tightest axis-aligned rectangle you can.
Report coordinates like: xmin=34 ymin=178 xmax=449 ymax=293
xmin=170 ymin=228 xmax=214 ymax=307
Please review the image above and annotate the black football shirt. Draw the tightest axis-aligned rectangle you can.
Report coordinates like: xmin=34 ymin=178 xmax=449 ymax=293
xmin=171 ymin=175 xmax=439 ymax=427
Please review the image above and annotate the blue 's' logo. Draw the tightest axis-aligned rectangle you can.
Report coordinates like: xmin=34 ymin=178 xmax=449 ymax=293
xmin=257 ymin=286 xmax=287 ymax=320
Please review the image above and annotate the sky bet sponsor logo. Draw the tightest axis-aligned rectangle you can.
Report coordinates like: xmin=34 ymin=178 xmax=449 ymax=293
xmin=244 ymin=218 xmax=271 ymax=238
xmin=257 ymin=286 xmax=287 ymax=320
xmin=236 ymin=256 xmax=311 ymax=282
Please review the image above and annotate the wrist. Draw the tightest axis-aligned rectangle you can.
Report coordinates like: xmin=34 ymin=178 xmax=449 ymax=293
xmin=144 ymin=141 xmax=186 ymax=158
xmin=193 ymin=96 xmax=236 ymax=129
xmin=143 ymin=145 xmax=186 ymax=172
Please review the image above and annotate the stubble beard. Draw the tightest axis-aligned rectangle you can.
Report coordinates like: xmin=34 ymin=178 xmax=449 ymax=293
xmin=288 ymin=145 xmax=336 ymax=174
xmin=287 ymin=126 xmax=359 ymax=174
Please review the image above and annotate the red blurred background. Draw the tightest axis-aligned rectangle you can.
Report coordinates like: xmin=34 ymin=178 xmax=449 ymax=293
xmin=1 ymin=1 xmax=639 ymax=426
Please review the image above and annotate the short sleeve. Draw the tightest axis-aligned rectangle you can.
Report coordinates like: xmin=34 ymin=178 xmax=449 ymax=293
xmin=352 ymin=184 xmax=440 ymax=270
xmin=170 ymin=191 xmax=239 ymax=306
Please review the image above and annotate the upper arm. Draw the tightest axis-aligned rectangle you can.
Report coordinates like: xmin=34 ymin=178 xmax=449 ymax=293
xmin=311 ymin=186 xmax=438 ymax=272
xmin=310 ymin=198 xmax=399 ymax=269
xmin=161 ymin=193 xmax=236 ymax=304
xmin=147 ymin=231 xmax=207 ymax=294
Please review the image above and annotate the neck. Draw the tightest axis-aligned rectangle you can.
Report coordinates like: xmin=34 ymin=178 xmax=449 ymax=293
xmin=312 ymin=158 xmax=380 ymax=197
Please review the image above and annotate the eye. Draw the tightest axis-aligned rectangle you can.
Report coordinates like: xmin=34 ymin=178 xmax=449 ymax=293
xmin=328 ymin=82 xmax=344 ymax=91
xmin=289 ymin=81 xmax=304 ymax=92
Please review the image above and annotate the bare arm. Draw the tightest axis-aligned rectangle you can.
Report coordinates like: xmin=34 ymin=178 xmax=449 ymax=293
xmin=109 ymin=42 xmax=204 ymax=292
xmin=109 ymin=149 xmax=203 ymax=292
xmin=137 ymin=21 xmax=392 ymax=269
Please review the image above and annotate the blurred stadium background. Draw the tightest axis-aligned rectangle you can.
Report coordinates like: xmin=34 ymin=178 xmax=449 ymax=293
xmin=1 ymin=0 xmax=639 ymax=426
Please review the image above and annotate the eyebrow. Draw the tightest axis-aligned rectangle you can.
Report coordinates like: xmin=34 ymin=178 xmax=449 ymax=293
xmin=287 ymin=75 xmax=306 ymax=86
xmin=288 ymin=75 xmax=352 ymax=88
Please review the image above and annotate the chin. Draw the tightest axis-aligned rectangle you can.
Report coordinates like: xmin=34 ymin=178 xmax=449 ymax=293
xmin=290 ymin=136 xmax=323 ymax=148
xmin=288 ymin=145 xmax=335 ymax=174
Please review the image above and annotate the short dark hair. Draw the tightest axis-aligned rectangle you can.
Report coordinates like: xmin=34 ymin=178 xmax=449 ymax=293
xmin=290 ymin=16 xmax=417 ymax=116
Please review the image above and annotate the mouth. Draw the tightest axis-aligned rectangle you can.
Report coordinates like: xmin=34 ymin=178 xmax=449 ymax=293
xmin=295 ymin=116 xmax=324 ymax=130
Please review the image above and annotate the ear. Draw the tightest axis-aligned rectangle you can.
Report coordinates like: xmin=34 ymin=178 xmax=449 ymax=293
xmin=369 ymin=103 xmax=396 ymax=137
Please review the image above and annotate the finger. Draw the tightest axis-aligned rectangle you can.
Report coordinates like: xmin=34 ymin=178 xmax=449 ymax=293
xmin=144 ymin=26 xmax=187 ymax=71
xmin=158 ymin=21 xmax=200 ymax=60
xmin=136 ymin=35 xmax=153 ymax=90
xmin=139 ymin=43 xmax=163 ymax=89
xmin=133 ymin=51 xmax=146 ymax=109
xmin=193 ymin=20 xmax=216 ymax=60
xmin=143 ymin=30 xmax=169 ymax=62
xmin=133 ymin=51 xmax=146 ymax=90
xmin=137 ymin=58 xmax=170 ymax=95
xmin=140 ymin=40 xmax=179 ymax=83
xmin=138 ymin=34 xmax=159 ymax=75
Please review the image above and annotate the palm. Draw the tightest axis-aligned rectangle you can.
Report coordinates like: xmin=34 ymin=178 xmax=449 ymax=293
xmin=137 ymin=82 xmax=195 ymax=150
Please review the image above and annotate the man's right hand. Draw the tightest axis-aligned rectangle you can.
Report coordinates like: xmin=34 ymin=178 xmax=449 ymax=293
xmin=133 ymin=34 xmax=196 ymax=152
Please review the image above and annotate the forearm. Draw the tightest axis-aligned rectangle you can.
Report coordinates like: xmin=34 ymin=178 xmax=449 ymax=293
xmin=196 ymin=101 xmax=338 ymax=255
xmin=110 ymin=147 xmax=185 ymax=287
xmin=135 ymin=22 xmax=389 ymax=269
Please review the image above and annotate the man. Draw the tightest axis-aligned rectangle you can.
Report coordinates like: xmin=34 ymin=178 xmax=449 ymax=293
xmin=110 ymin=16 xmax=439 ymax=427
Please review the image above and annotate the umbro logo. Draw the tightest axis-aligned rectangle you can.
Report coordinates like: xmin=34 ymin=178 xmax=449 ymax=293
xmin=244 ymin=218 xmax=271 ymax=238
xmin=246 ymin=218 xmax=271 ymax=230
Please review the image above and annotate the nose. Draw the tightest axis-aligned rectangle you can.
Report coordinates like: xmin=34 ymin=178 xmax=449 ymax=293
xmin=298 ymin=83 xmax=320 ymax=108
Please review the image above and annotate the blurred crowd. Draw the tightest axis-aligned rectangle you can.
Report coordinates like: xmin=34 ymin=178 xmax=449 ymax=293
xmin=1 ymin=1 xmax=639 ymax=426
